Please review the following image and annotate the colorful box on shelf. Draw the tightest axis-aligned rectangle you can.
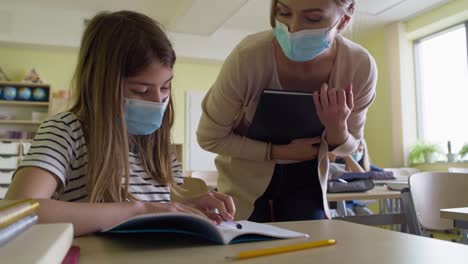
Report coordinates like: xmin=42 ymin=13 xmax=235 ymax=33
xmin=31 ymin=111 xmax=49 ymax=122
xmin=2 ymin=131 xmax=30 ymax=140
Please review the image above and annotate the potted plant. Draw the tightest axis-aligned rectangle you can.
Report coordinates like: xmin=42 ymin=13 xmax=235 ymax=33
xmin=409 ymin=142 xmax=441 ymax=164
xmin=459 ymin=144 xmax=468 ymax=161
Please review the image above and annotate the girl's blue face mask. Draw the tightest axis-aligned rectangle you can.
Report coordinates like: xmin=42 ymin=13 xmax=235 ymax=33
xmin=273 ymin=18 xmax=341 ymax=62
xmin=351 ymin=150 xmax=364 ymax=163
xmin=124 ymin=97 xmax=169 ymax=135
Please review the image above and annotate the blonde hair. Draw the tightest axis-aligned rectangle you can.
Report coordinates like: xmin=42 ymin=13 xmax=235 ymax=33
xmin=69 ymin=11 xmax=177 ymax=203
xmin=269 ymin=0 xmax=356 ymax=27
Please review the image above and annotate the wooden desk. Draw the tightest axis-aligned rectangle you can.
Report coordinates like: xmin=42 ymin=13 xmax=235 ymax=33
xmin=441 ymin=207 xmax=468 ymax=222
xmin=74 ymin=220 xmax=468 ymax=264
xmin=327 ymin=186 xmax=404 ymax=227
xmin=441 ymin=207 xmax=468 ymax=244
xmin=327 ymin=186 xmax=401 ymax=202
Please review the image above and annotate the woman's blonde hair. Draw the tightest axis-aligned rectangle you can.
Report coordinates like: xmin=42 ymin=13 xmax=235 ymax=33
xmin=269 ymin=0 xmax=356 ymax=27
xmin=69 ymin=11 xmax=177 ymax=203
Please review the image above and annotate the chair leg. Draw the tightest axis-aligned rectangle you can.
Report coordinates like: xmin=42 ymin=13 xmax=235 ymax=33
xmin=461 ymin=229 xmax=468 ymax=244
xmin=400 ymin=188 xmax=421 ymax=235
xmin=337 ymin=201 xmax=348 ymax=216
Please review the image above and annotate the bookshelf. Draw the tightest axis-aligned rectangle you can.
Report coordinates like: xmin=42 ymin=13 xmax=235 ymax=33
xmin=0 ymin=81 xmax=50 ymax=198
xmin=0 ymin=81 xmax=51 ymax=141
xmin=0 ymin=140 xmax=31 ymax=199
xmin=0 ymin=120 xmax=43 ymax=125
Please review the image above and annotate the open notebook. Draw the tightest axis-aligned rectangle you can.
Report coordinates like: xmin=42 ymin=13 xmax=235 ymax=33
xmin=101 ymin=213 xmax=308 ymax=245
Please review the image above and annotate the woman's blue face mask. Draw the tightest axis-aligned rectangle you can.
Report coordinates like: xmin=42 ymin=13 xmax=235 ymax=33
xmin=124 ymin=97 xmax=169 ymax=135
xmin=273 ymin=17 xmax=342 ymax=62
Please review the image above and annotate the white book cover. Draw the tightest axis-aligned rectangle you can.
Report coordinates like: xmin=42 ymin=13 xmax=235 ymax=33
xmin=0 ymin=223 xmax=74 ymax=264
xmin=102 ymin=213 xmax=308 ymax=245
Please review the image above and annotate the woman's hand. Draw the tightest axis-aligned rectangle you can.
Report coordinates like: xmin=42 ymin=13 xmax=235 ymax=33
xmin=182 ymin=192 xmax=236 ymax=224
xmin=272 ymin=137 xmax=321 ymax=161
xmin=313 ymin=83 xmax=353 ymax=147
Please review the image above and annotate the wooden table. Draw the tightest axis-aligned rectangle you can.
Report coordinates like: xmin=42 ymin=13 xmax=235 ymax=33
xmin=74 ymin=220 xmax=468 ymax=264
xmin=327 ymin=186 xmax=404 ymax=227
xmin=440 ymin=207 xmax=468 ymax=244
xmin=327 ymin=186 xmax=401 ymax=202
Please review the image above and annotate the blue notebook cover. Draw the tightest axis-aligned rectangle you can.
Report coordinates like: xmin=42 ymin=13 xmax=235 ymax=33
xmin=101 ymin=213 xmax=308 ymax=245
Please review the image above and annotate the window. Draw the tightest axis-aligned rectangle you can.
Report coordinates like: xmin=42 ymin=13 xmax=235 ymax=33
xmin=414 ymin=22 xmax=468 ymax=154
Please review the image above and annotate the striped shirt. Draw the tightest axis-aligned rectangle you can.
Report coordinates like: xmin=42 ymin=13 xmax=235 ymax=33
xmin=18 ymin=112 xmax=183 ymax=202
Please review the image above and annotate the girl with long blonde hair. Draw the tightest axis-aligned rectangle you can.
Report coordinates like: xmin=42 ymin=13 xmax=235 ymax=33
xmin=7 ymin=10 xmax=235 ymax=236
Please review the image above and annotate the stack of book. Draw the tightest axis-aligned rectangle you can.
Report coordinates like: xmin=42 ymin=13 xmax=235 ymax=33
xmin=0 ymin=199 xmax=39 ymax=246
xmin=0 ymin=199 xmax=76 ymax=263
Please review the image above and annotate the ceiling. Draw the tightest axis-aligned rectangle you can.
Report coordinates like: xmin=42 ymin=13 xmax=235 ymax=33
xmin=0 ymin=0 xmax=452 ymax=60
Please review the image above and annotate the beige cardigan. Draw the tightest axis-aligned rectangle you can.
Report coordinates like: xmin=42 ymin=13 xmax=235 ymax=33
xmin=197 ymin=31 xmax=377 ymax=220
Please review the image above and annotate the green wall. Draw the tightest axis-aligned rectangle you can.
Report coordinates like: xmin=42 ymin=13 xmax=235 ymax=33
xmin=0 ymin=43 xmax=222 ymax=145
xmin=0 ymin=44 xmax=78 ymax=92
xmin=406 ymin=0 xmax=468 ymax=38
xmin=2 ymin=0 xmax=466 ymax=167
xmin=171 ymin=59 xmax=222 ymax=144
xmin=352 ymin=0 xmax=468 ymax=167
xmin=353 ymin=30 xmax=393 ymax=168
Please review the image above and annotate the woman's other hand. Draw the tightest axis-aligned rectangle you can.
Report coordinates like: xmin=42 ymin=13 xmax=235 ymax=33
xmin=272 ymin=137 xmax=321 ymax=161
xmin=313 ymin=83 xmax=353 ymax=147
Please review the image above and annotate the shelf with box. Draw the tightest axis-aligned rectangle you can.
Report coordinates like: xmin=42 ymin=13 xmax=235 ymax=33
xmin=0 ymin=81 xmax=51 ymax=141
xmin=0 ymin=140 xmax=31 ymax=199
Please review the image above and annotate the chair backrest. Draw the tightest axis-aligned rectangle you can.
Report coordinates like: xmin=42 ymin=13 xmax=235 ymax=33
xmin=191 ymin=171 xmax=218 ymax=189
xmin=180 ymin=177 xmax=209 ymax=198
xmin=448 ymin=167 xmax=468 ymax=173
xmin=409 ymin=172 xmax=468 ymax=230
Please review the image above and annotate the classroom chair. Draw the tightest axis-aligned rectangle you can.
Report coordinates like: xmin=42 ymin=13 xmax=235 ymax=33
xmin=402 ymin=172 xmax=468 ymax=241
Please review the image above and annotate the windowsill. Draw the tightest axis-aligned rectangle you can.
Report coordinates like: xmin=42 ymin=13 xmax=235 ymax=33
xmin=411 ymin=161 xmax=468 ymax=166
xmin=410 ymin=162 xmax=468 ymax=172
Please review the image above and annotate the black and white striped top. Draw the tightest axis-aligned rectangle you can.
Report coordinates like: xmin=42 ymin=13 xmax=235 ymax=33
xmin=18 ymin=112 xmax=183 ymax=202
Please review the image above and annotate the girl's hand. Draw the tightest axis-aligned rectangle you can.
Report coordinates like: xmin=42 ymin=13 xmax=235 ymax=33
xmin=182 ymin=192 xmax=236 ymax=224
xmin=272 ymin=137 xmax=321 ymax=161
xmin=313 ymin=83 xmax=353 ymax=146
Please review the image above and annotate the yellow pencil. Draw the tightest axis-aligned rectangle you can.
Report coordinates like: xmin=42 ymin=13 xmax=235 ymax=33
xmin=226 ymin=239 xmax=336 ymax=261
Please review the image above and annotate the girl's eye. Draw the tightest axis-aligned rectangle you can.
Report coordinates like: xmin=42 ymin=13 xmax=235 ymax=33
xmin=276 ymin=7 xmax=291 ymax=17
xmin=161 ymin=86 xmax=170 ymax=91
xmin=277 ymin=12 xmax=291 ymax=17
xmin=132 ymin=89 xmax=148 ymax=94
xmin=306 ymin=18 xmax=322 ymax=23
